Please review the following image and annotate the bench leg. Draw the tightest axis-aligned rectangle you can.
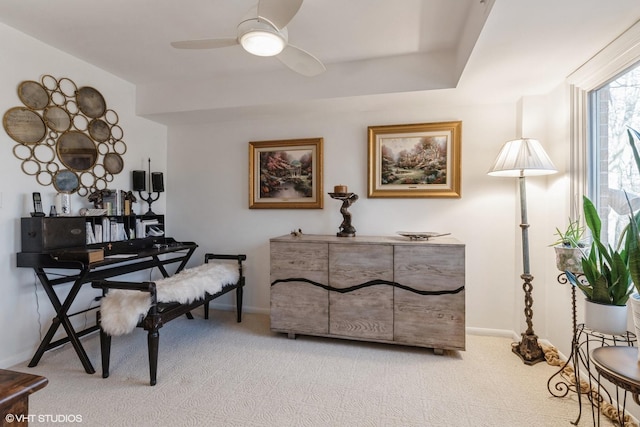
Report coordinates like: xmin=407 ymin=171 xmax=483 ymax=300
xmin=148 ymin=330 xmax=159 ymax=386
xmin=204 ymin=301 xmax=210 ymax=319
xmin=236 ymin=282 xmax=243 ymax=323
xmin=185 ymin=312 xmax=194 ymax=320
xmin=100 ymin=329 xmax=111 ymax=379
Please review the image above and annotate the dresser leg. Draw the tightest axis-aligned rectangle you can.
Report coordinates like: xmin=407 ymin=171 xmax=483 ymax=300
xmin=434 ymin=348 xmax=444 ymax=355
xmin=287 ymin=332 xmax=296 ymax=340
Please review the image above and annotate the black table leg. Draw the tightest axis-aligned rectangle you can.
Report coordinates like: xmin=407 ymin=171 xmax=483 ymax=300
xmin=29 ymin=268 xmax=96 ymax=374
xmin=28 ymin=317 xmax=61 ymax=368
xmin=236 ymin=279 xmax=244 ymax=323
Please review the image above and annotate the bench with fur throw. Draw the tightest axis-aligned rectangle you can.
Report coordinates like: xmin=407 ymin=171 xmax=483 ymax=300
xmin=92 ymin=253 xmax=246 ymax=385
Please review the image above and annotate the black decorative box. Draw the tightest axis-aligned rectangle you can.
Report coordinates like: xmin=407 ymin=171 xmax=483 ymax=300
xmin=21 ymin=217 xmax=86 ymax=252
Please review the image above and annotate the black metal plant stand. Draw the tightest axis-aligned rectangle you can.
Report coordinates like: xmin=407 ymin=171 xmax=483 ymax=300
xmin=547 ymin=272 xmax=636 ymax=426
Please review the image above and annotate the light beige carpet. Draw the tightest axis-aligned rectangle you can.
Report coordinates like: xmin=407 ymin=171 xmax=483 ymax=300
xmin=12 ymin=311 xmax=618 ymax=426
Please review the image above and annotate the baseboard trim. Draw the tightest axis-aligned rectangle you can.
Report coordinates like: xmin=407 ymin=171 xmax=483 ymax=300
xmin=209 ymin=302 xmax=270 ymax=315
xmin=465 ymin=327 xmax=519 ymax=340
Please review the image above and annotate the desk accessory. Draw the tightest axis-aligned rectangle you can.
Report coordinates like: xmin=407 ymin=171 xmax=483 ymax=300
xmin=134 ymin=158 xmax=164 ymax=215
xmin=52 ymin=248 xmax=104 ymax=264
xmin=31 ymin=192 xmax=45 ymax=217
xmin=55 ymin=192 xmax=71 ymax=216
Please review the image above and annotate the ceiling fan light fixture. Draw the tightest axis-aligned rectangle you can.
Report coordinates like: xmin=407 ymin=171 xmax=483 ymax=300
xmin=173 ymin=3 xmax=324 ymax=76
xmin=240 ymin=30 xmax=285 ymax=56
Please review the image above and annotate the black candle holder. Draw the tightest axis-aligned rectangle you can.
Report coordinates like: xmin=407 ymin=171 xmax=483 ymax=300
xmin=139 ymin=190 xmax=161 ymax=216
xmin=133 ymin=159 xmax=164 ymax=215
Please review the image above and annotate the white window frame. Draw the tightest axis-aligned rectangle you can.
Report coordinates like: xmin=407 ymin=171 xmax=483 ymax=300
xmin=567 ymin=21 xmax=640 ymax=217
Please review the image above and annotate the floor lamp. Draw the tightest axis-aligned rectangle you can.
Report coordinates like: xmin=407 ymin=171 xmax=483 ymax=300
xmin=488 ymin=138 xmax=557 ymax=365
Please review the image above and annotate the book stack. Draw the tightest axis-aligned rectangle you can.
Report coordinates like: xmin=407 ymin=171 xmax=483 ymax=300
xmin=85 ymin=217 xmax=129 ymax=244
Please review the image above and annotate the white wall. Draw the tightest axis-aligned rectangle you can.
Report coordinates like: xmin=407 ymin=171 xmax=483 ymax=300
xmin=0 ymin=23 xmax=167 ymax=367
xmin=536 ymin=85 xmax=576 ymax=356
xmin=0 ymin=23 xmax=579 ymax=370
xmin=165 ymin=98 xmax=533 ymax=339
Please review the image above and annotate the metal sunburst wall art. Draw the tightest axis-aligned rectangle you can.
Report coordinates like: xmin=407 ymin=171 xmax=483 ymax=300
xmin=2 ymin=75 xmax=126 ymax=196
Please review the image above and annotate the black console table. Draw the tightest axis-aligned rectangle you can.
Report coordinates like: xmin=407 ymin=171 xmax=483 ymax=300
xmin=17 ymin=237 xmax=197 ymax=374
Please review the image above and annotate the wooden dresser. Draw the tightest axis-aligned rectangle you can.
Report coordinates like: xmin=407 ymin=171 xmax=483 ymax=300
xmin=270 ymin=234 xmax=466 ymax=353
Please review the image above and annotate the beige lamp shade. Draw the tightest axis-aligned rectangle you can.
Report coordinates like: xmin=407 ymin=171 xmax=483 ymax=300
xmin=488 ymin=138 xmax=557 ymax=177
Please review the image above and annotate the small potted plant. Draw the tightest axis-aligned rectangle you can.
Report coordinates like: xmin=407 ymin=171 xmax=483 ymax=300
xmin=551 ymin=217 xmax=587 ymax=273
xmin=566 ymin=196 xmax=632 ymax=335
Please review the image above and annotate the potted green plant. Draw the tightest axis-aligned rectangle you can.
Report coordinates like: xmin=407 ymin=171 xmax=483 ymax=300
xmin=566 ymin=196 xmax=632 ymax=335
xmin=551 ymin=218 xmax=587 ymax=273
xmin=626 ymin=195 xmax=640 ymax=350
xmin=621 ymin=127 xmax=640 ymax=354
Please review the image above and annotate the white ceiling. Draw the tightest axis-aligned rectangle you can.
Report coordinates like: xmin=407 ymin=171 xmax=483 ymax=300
xmin=0 ymin=0 xmax=639 ymax=123
xmin=0 ymin=0 xmax=480 ymax=83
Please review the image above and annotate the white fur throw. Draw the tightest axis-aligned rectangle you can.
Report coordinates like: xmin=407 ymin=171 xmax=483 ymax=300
xmin=99 ymin=262 xmax=239 ymax=336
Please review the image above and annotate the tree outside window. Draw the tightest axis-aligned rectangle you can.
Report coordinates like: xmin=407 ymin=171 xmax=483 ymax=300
xmin=591 ymin=63 xmax=640 ymax=245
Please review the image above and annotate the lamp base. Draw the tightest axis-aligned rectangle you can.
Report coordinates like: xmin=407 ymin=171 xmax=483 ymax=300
xmin=512 ymin=333 xmax=545 ymax=365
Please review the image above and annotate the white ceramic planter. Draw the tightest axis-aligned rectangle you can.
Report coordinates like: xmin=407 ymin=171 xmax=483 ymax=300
xmin=630 ymin=293 xmax=640 ymax=360
xmin=584 ymin=299 xmax=628 ymax=335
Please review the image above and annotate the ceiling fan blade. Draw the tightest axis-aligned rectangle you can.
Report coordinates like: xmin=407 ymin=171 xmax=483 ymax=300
xmin=276 ymin=44 xmax=325 ymax=77
xmin=171 ymin=38 xmax=238 ymax=50
xmin=258 ymin=0 xmax=303 ymax=29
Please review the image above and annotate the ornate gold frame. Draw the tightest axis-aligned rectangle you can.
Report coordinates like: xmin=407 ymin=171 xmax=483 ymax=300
xmin=249 ymin=137 xmax=323 ymax=209
xmin=367 ymin=121 xmax=462 ymax=198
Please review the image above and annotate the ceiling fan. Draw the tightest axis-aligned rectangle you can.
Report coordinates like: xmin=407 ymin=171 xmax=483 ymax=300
xmin=171 ymin=0 xmax=326 ymax=77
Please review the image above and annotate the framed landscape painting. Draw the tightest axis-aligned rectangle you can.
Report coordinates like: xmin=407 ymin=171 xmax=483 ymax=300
xmin=249 ymin=137 xmax=323 ymax=209
xmin=367 ymin=121 xmax=461 ymax=198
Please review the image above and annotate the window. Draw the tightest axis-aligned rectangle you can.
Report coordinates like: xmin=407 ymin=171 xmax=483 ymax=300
xmin=589 ymin=62 xmax=640 ymax=245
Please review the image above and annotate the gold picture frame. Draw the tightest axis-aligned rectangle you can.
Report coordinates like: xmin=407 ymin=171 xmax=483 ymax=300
xmin=249 ymin=137 xmax=323 ymax=209
xmin=367 ymin=121 xmax=461 ymax=198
